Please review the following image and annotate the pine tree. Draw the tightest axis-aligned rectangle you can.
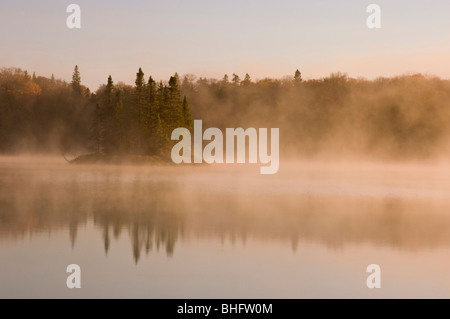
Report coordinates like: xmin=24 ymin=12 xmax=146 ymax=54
xmin=143 ymin=76 xmax=158 ymax=154
xmin=242 ymin=73 xmax=251 ymax=86
xmin=135 ymin=68 xmax=145 ymax=90
xmin=32 ymin=72 xmax=37 ymax=82
xmin=167 ymin=75 xmax=184 ymax=132
xmin=294 ymin=69 xmax=302 ymax=84
xmin=106 ymin=75 xmax=114 ymax=103
xmin=222 ymin=74 xmax=229 ymax=84
xmin=133 ymin=67 xmax=146 ymax=153
xmin=72 ymin=65 xmax=82 ymax=95
xmin=156 ymin=81 xmax=165 ymax=112
xmin=102 ymin=75 xmax=115 ymax=154
xmin=232 ymin=73 xmax=240 ymax=85
xmin=151 ymin=81 xmax=168 ymax=154
xmin=182 ymin=96 xmax=193 ymax=130
xmin=147 ymin=76 xmax=156 ymax=104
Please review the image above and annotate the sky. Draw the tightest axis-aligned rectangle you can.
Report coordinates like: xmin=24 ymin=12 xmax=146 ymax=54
xmin=1 ymin=0 xmax=450 ymax=90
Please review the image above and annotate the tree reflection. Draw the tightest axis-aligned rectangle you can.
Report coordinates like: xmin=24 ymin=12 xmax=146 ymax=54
xmin=2 ymin=165 xmax=450 ymax=263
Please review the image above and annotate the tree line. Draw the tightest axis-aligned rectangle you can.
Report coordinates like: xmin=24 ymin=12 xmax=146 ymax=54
xmin=0 ymin=66 xmax=193 ymax=157
xmin=1 ymin=66 xmax=450 ymax=159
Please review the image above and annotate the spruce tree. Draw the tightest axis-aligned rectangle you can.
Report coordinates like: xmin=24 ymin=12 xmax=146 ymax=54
xmin=106 ymin=75 xmax=114 ymax=103
xmin=143 ymin=76 xmax=158 ymax=154
xmin=232 ymin=73 xmax=240 ymax=85
xmin=133 ymin=67 xmax=146 ymax=153
xmin=102 ymin=75 xmax=115 ymax=154
xmin=222 ymin=74 xmax=229 ymax=84
xmin=182 ymin=96 xmax=193 ymax=130
xmin=72 ymin=65 xmax=82 ymax=95
xmin=168 ymin=75 xmax=184 ymax=132
xmin=242 ymin=73 xmax=251 ymax=86
xmin=294 ymin=69 xmax=302 ymax=83
xmin=135 ymin=68 xmax=145 ymax=90
xmin=147 ymin=76 xmax=156 ymax=104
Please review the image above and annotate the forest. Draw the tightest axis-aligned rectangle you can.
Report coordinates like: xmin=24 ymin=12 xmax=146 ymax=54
xmin=1 ymin=66 xmax=450 ymax=160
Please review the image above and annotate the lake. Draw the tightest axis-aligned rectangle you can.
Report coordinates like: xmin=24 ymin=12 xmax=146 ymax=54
xmin=1 ymin=156 xmax=450 ymax=298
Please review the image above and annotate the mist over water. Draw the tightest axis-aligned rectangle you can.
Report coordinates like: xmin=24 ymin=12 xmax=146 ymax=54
xmin=3 ymin=0 xmax=450 ymax=299
xmin=2 ymin=156 xmax=450 ymax=297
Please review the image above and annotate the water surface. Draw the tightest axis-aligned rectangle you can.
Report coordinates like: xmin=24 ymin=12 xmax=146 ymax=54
xmin=1 ymin=157 xmax=450 ymax=298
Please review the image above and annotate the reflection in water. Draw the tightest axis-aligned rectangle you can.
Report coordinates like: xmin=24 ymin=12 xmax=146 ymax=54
xmin=0 ymin=165 xmax=183 ymax=263
xmin=2 ymin=160 xmax=450 ymax=264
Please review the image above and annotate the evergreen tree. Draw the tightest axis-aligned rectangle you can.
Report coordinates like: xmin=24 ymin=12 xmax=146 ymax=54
xmin=167 ymin=75 xmax=184 ymax=132
xmin=294 ymin=69 xmax=302 ymax=83
xmin=156 ymin=81 xmax=165 ymax=112
xmin=232 ymin=73 xmax=240 ymax=85
xmin=147 ymin=76 xmax=157 ymax=104
xmin=143 ymin=76 xmax=158 ymax=154
xmin=222 ymin=74 xmax=229 ymax=84
xmin=182 ymin=96 xmax=193 ymax=130
xmin=106 ymin=75 xmax=114 ymax=103
xmin=133 ymin=67 xmax=146 ymax=153
xmin=72 ymin=65 xmax=82 ymax=95
xmin=102 ymin=75 xmax=115 ymax=153
xmin=242 ymin=73 xmax=251 ymax=86
xmin=152 ymin=81 xmax=167 ymax=154
xmin=135 ymin=67 xmax=145 ymax=90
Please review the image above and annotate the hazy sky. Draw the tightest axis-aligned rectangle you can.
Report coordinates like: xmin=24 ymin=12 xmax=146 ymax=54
xmin=1 ymin=0 xmax=450 ymax=90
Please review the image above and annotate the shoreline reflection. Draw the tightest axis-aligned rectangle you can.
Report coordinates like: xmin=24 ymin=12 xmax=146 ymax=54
xmin=2 ymin=163 xmax=450 ymax=263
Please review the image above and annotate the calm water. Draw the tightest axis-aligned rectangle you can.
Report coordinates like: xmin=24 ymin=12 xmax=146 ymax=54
xmin=1 ymin=156 xmax=450 ymax=298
